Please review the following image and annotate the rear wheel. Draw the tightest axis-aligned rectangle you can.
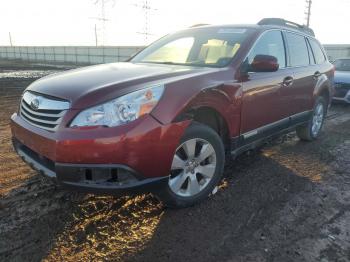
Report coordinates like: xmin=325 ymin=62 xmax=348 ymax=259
xmin=156 ymin=122 xmax=225 ymax=208
xmin=296 ymin=96 xmax=327 ymax=141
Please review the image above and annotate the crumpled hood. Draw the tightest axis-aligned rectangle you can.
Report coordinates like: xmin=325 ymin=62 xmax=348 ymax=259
xmin=334 ymin=71 xmax=350 ymax=83
xmin=27 ymin=62 xmax=217 ymax=109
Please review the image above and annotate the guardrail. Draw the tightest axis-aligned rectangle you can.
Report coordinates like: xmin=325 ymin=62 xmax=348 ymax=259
xmin=0 ymin=46 xmax=144 ymax=65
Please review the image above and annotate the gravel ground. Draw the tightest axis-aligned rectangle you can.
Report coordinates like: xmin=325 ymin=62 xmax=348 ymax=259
xmin=0 ymin=62 xmax=350 ymax=262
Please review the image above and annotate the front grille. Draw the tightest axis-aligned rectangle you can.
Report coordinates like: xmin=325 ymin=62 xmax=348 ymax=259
xmin=20 ymin=91 xmax=70 ymax=131
xmin=334 ymin=89 xmax=349 ymax=98
xmin=334 ymin=87 xmax=350 ymax=98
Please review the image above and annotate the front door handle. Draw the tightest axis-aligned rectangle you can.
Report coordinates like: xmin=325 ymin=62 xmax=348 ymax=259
xmin=282 ymin=76 xmax=294 ymax=87
xmin=313 ymin=71 xmax=321 ymax=79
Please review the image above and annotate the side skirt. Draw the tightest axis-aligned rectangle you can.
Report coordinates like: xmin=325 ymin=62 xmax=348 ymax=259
xmin=230 ymin=110 xmax=312 ymax=158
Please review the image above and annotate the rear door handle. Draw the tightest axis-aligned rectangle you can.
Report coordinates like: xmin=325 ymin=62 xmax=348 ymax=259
xmin=282 ymin=76 xmax=294 ymax=87
xmin=313 ymin=71 xmax=321 ymax=79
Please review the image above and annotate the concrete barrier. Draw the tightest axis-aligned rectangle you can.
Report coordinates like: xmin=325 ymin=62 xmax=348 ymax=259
xmin=323 ymin=45 xmax=350 ymax=61
xmin=0 ymin=45 xmax=349 ymax=65
xmin=0 ymin=46 xmax=143 ymax=65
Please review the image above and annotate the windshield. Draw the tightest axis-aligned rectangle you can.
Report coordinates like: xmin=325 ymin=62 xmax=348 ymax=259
xmin=334 ymin=59 xmax=350 ymax=71
xmin=131 ymin=27 xmax=254 ymax=67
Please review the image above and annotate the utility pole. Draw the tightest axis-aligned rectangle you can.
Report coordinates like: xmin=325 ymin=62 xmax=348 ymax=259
xmin=305 ymin=0 xmax=312 ymax=27
xmin=9 ymin=32 xmax=13 ymax=46
xmin=101 ymin=0 xmax=106 ymax=44
xmin=143 ymin=0 xmax=150 ymax=42
xmin=134 ymin=0 xmax=157 ymax=43
xmin=94 ymin=24 xmax=98 ymax=46
xmin=90 ymin=0 xmax=114 ymax=45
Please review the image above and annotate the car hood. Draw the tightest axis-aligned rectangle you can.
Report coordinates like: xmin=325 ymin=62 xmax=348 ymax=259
xmin=27 ymin=62 xmax=218 ymax=109
xmin=334 ymin=71 xmax=350 ymax=83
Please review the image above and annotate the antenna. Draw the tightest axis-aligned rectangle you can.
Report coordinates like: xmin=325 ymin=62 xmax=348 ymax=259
xmin=305 ymin=0 xmax=312 ymax=27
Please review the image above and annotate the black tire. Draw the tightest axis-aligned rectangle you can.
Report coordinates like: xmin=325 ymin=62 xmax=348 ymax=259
xmin=296 ymin=96 xmax=327 ymax=141
xmin=156 ymin=122 xmax=225 ymax=208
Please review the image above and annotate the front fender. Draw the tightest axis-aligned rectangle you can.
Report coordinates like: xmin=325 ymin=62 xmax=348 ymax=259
xmin=151 ymin=73 xmax=242 ymax=137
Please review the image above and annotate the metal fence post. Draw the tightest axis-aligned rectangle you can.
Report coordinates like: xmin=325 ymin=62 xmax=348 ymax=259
xmin=34 ymin=46 xmax=38 ymax=61
xmin=75 ymin=46 xmax=78 ymax=65
xmin=102 ymin=47 xmax=105 ymax=63
xmin=63 ymin=46 xmax=66 ymax=63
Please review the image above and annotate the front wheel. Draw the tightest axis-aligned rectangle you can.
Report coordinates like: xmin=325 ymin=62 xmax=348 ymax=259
xmin=156 ymin=122 xmax=225 ymax=208
xmin=296 ymin=96 xmax=327 ymax=141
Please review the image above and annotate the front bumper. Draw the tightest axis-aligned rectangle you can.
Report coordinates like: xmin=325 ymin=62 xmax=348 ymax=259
xmin=11 ymin=113 xmax=190 ymax=194
xmin=12 ymin=138 xmax=168 ymax=194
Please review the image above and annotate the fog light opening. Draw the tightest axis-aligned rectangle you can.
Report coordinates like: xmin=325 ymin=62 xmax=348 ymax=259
xmin=85 ymin=169 xmax=92 ymax=180
xmin=109 ymin=168 xmax=119 ymax=182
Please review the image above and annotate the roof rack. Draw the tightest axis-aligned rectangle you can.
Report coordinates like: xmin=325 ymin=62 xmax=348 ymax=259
xmin=258 ymin=18 xmax=315 ymax=36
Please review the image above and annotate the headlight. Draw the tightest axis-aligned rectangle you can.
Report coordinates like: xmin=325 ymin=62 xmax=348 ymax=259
xmin=70 ymin=85 xmax=164 ymax=127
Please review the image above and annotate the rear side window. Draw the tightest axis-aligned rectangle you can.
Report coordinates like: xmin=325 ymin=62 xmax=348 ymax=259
xmin=309 ymin=38 xmax=326 ymax=64
xmin=285 ymin=32 xmax=309 ymax=67
xmin=248 ymin=30 xmax=286 ymax=68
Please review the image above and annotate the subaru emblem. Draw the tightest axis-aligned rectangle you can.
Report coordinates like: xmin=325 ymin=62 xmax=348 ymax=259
xmin=30 ymin=98 xmax=40 ymax=110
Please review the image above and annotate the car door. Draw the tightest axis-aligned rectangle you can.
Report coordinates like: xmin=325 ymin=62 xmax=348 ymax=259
xmin=280 ymin=31 xmax=316 ymax=119
xmin=240 ymin=30 xmax=293 ymax=138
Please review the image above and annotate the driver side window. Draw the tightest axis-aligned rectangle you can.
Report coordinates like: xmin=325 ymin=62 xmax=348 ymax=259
xmin=248 ymin=31 xmax=286 ymax=68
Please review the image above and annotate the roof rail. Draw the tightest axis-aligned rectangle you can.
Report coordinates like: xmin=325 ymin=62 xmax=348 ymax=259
xmin=258 ymin=18 xmax=315 ymax=36
xmin=190 ymin=24 xmax=210 ymax=28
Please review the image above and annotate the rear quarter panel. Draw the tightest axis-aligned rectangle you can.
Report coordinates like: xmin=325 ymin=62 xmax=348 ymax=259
xmin=313 ymin=62 xmax=334 ymax=106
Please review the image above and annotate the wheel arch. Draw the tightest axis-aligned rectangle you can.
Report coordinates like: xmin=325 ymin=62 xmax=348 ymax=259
xmin=318 ymin=88 xmax=330 ymax=106
xmin=176 ymin=105 xmax=232 ymax=153
xmin=313 ymin=76 xmax=332 ymax=107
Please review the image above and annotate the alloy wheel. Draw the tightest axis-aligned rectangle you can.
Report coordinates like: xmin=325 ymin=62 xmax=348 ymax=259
xmin=311 ymin=102 xmax=324 ymax=137
xmin=169 ymin=138 xmax=217 ymax=197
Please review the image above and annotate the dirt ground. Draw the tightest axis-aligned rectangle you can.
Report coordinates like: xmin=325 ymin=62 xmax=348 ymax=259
xmin=1 ymin=62 xmax=350 ymax=262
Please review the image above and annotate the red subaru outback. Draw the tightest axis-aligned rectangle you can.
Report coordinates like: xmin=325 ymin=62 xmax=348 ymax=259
xmin=11 ymin=18 xmax=334 ymax=207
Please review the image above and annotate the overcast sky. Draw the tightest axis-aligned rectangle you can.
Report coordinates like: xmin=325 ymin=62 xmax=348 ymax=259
xmin=0 ymin=0 xmax=349 ymax=46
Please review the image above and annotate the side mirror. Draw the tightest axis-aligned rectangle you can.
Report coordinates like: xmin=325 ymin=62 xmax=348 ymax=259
xmin=251 ymin=55 xmax=279 ymax=72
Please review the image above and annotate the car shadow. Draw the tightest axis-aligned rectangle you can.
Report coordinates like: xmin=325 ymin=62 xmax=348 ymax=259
xmin=0 ymin=134 xmax=328 ymax=261
xmin=126 ymin=146 xmax=323 ymax=262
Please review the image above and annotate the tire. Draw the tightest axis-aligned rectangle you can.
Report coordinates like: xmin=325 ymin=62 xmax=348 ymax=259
xmin=156 ymin=122 xmax=225 ymax=208
xmin=296 ymin=96 xmax=327 ymax=141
